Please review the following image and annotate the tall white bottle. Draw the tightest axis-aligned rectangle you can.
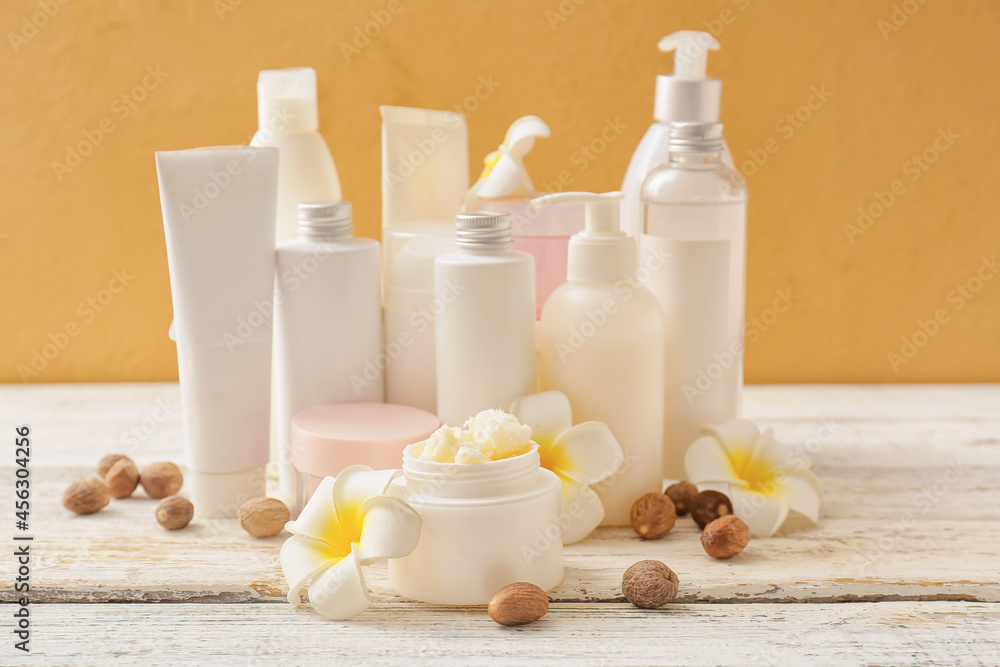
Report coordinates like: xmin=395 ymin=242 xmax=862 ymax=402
xmin=535 ymin=192 xmax=665 ymax=526
xmin=251 ymin=67 xmax=342 ymax=243
xmin=621 ymin=31 xmax=733 ymax=242
xmin=274 ymin=201 xmax=383 ymax=511
xmin=641 ymin=122 xmax=747 ymax=480
xmin=434 ymin=212 xmax=536 ymax=426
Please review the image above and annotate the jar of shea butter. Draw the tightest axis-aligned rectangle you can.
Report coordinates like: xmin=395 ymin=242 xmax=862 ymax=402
xmin=388 ymin=442 xmax=564 ymax=605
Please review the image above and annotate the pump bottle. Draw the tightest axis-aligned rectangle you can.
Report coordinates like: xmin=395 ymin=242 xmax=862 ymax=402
xmin=640 ymin=122 xmax=747 ymax=480
xmin=434 ymin=212 xmax=536 ymax=426
xmin=251 ymin=68 xmax=342 ymax=243
xmin=535 ymin=192 xmax=665 ymax=524
xmin=621 ymin=31 xmax=733 ymax=242
xmin=274 ymin=201 xmax=383 ymax=512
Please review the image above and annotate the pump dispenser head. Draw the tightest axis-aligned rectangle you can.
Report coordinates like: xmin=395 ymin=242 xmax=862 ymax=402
xmin=532 ymin=191 xmax=636 ymax=283
xmin=257 ymin=67 xmax=319 ymax=132
xmin=653 ymin=31 xmax=722 ymax=123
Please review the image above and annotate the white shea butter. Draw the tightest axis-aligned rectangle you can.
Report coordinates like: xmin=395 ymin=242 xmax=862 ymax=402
xmin=415 ymin=409 xmax=533 ymax=464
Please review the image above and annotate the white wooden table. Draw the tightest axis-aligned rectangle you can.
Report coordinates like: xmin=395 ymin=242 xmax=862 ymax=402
xmin=1 ymin=384 xmax=998 ymax=665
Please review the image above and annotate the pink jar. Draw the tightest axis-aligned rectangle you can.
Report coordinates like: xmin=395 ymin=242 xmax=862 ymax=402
xmin=290 ymin=402 xmax=440 ymax=515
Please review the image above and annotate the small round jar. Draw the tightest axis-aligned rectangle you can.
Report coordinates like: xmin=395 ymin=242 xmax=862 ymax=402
xmin=291 ymin=403 xmax=440 ymax=515
xmin=388 ymin=443 xmax=564 ymax=605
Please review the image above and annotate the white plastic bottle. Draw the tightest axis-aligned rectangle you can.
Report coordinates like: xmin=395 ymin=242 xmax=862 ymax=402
xmin=274 ymin=201 xmax=383 ymax=510
xmin=251 ymin=67 xmax=342 ymax=243
xmin=434 ymin=212 xmax=536 ymax=426
xmin=621 ymin=31 xmax=733 ymax=242
xmin=641 ymin=122 xmax=747 ymax=480
xmin=534 ymin=191 xmax=665 ymax=525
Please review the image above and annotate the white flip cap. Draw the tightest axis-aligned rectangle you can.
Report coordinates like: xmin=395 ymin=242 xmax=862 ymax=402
xmin=464 ymin=115 xmax=550 ymax=208
xmin=189 ymin=466 xmax=267 ymax=519
xmin=257 ymin=67 xmax=319 ymax=132
xmin=532 ymin=191 xmax=636 ymax=284
xmin=654 ymin=31 xmax=722 ymax=123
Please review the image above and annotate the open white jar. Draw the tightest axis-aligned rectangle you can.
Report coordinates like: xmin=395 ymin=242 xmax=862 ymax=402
xmin=388 ymin=443 xmax=564 ymax=605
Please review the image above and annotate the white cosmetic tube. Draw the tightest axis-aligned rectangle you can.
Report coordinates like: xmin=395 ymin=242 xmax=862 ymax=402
xmin=380 ymin=106 xmax=468 ymax=414
xmin=155 ymin=146 xmax=278 ymax=518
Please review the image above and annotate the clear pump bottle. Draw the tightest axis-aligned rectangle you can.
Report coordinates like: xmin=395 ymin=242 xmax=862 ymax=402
xmin=621 ymin=31 xmax=734 ymax=242
xmin=535 ymin=191 xmax=665 ymax=524
xmin=640 ymin=122 xmax=747 ymax=480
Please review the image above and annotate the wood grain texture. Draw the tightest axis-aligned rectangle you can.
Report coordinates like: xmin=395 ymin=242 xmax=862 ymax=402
xmin=0 ymin=384 xmax=998 ymax=664
xmin=23 ymin=602 xmax=1000 ymax=666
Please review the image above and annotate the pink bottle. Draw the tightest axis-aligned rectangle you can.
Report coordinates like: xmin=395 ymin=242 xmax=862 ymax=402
xmin=465 ymin=116 xmax=585 ymax=318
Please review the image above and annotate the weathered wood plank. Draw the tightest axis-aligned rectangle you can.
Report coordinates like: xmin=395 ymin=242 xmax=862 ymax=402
xmin=0 ymin=384 xmax=997 ymax=604
xmin=20 ymin=602 xmax=1000 ymax=666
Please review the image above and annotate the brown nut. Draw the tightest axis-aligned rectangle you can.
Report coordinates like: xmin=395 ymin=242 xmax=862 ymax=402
xmin=622 ymin=560 xmax=679 ymax=609
xmin=104 ymin=458 xmax=140 ymax=499
xmin=63 ymin=478 xmax=111 ymax=515
xmin=488 ymin=582 xmax=549 ymax=626
xmin=690 ymin=489 xmax=734 ymax=528
xmin=97 ymin=453 xmax=135 ymax=478
xmin=665 ymin=481 xmax=698 ymax=516
xmin=701 ymin=514 xmax=750 ymax=559
xmin=155 ymin=495 xmax=194 ymax=530
xmin=238 ymin=497 xmax=290 ymax=538
xmin=629 ymin=492 xmax=676 ymax=539
xmin=140 ymin=461 xmax=183 ymax=499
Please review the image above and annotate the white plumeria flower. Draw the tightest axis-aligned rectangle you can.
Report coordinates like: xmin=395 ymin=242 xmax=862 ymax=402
xmin=511 ymin=391 xmax=624 ymax=545
xmin=280 ymin=465 xmax=421 ymax=620
xmin=685 ymin=419 xmax=822 ymax=537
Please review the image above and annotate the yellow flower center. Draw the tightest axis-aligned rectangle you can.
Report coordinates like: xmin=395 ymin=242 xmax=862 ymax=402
xmin=727 ymin=445 xmax=782 ymax=496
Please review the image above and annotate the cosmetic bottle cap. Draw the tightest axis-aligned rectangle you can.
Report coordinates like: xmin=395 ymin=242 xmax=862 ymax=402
xmin=531 ymin=191 xmax=636 ymax=283
xmin=653 ymin=31 xmax=722 ymax=123
xmin=257 ymin=67 xmax=319 ymax=132
xmin=297 ymin=200 xmax=352 ymax=239
xmin=455 ymin=211 xmax=513 ymax=250
xmin=463 ymin=115 xmax=550 ymax=209
xmin=668 ymin=121 xmax=724 ymax=153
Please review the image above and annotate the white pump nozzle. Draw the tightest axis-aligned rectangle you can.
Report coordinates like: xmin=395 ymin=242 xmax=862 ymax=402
xmin=652 ymin=31 xmax=722 ymax=123
xmin=532 ymin=191 xmax=635 ymax=283
xmin=658 ymin=31 xmax=719 ymax=80
xmin=532 ymin=191 xmax=623 ymax=236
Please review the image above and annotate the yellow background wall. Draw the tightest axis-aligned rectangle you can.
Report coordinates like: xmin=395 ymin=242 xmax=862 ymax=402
xmin=2 ymin=0 xmax=997 ymax=383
